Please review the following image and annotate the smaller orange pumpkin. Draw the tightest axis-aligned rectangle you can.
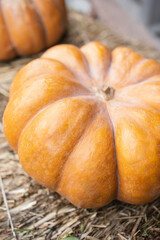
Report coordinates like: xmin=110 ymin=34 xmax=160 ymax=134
xmin=0 ymin=0 xmax=67 ymax=61
xmin=3 ymin=41 xmax=160 ymax=208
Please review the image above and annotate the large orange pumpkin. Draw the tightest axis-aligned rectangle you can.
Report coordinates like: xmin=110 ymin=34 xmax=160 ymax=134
xmin=3 ymin=42 xmax=160 ymax=208
xmin=0 ymin=0 xmax=67 ymax=61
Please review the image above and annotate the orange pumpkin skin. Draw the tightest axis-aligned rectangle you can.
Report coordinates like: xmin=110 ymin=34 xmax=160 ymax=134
xmin=0 ymin=0 xmax=67 ymax=61
xmin=3 ymin=42 xmax=160 ymax=208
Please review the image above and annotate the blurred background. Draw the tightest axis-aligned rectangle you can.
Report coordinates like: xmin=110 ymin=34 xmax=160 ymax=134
xmin=66 ymin=0 xmax=160 ymax=50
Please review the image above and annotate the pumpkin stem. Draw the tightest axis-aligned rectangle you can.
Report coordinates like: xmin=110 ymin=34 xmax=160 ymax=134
xmin=102 ymin=86 xmax=115 ymax=101
xmin=93 ymin=85 xmax=115 ymax=101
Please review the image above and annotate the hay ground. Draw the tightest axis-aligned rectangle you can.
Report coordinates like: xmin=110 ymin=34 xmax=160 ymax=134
xmin=0 ymin=11 xmax=160 ymax=240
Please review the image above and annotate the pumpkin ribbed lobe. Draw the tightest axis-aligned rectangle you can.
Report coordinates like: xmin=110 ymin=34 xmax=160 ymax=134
xmin=30 ymin=0 xmax=47 ymax=48
xmin=107 ymin=102 xmax=160 ymax=203
xmin=105 ymin=104 xmax=119 ymax=200
xmin=0 ymin=0 xmax=17 ymax=59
